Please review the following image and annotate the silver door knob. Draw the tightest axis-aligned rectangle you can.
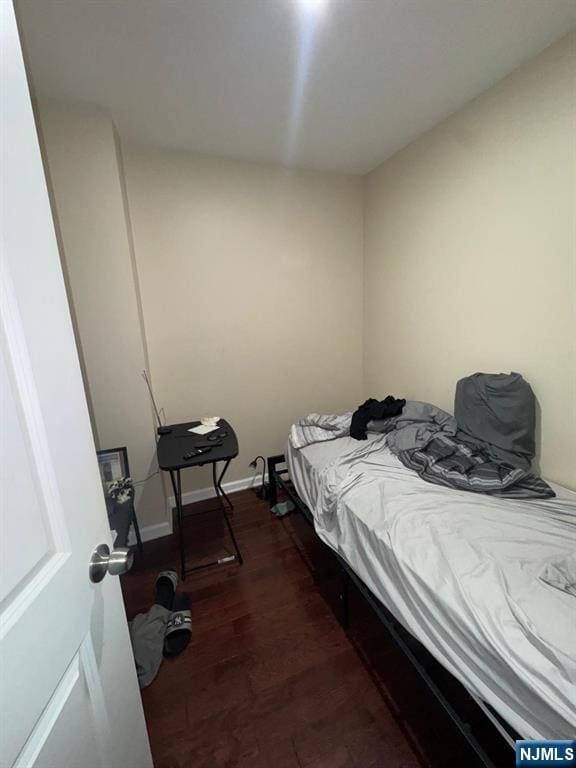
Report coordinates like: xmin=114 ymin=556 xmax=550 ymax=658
xmin=89 ymin=543 xmax=134 ymax=583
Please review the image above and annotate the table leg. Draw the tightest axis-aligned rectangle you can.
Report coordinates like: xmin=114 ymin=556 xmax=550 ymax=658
xmin=169 ymin=468 xmax=186 ymax=580
xmin=215 ymin=461 xmax=234 ymax=511
xmin=267 ymin=456 xmax=278 ymax=509
xmin=212 ymin=461 xmax=243 ymax=565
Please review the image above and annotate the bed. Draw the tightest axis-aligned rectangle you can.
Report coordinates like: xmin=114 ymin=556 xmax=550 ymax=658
xmin=270 ymin=432 xmax=576 ymax=756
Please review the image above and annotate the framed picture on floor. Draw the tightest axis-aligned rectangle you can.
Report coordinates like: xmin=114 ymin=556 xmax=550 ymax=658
xmin=97 ymin=446 xmax=130 ymax=493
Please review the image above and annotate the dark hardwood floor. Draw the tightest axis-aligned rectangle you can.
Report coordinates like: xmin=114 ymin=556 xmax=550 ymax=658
xmin=121 ymin=490 xmax=507 ymax=768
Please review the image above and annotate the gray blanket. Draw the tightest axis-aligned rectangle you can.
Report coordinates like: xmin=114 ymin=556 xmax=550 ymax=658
xmin=397 ymin=432 xmax=554 ymax=499
xmin=369 ymin=395 xmax=553 ymax=499
xmin=368 ymin=400 xmax=457 ymax=452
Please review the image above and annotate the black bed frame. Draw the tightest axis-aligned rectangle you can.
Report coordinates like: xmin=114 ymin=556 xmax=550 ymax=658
xmin=267 ymin=453 xmax=519 ymax=768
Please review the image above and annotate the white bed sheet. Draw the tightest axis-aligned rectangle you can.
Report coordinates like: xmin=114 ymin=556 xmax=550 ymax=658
xmin=286 ymin=435 xmax=576 ymax=739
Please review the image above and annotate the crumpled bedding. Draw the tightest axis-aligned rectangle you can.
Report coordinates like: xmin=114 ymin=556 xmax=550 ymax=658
xmin=290 ymin=401 xmax=456 ymax=451
xmin=368 ymin=399 xmax=457 ymax=452
xmin=540 ymin=553 xmax=576 ymax=597
xmin=292 ymin=399 xmax=553 ymax=498
xmin=290 ymin=412 xmax=351 ymax=450
xmin=286 ymin=433 xmax=576 ymax=739
xmin=396 ymin=432 xmax=554 ymax=499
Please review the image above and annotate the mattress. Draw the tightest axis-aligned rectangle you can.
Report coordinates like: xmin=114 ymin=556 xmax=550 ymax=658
xmin=287 ymin=434 xmax=576 ymax=739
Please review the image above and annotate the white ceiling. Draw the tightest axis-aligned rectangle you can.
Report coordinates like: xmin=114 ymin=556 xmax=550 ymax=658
xmin=16 ymin=0 xmax=576 ymax=174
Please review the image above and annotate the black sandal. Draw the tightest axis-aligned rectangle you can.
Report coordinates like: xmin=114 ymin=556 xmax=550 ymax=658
xmin=163 ymin=592 xmax=191 ymax=657
xmin=155 ymin=570 xmax=177 ymax=610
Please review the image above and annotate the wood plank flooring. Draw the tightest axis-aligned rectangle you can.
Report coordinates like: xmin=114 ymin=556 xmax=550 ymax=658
xmin=121 ymin=490 xmax=508 ymax=768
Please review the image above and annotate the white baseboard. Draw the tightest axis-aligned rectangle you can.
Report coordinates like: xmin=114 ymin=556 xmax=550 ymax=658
xmin=127 ymin=519 xmax=173 ymax=546
xmin=126 ymin=473 xmax=266 ymax=545
xmin=165 ymin=473 xmax=265 ymax=516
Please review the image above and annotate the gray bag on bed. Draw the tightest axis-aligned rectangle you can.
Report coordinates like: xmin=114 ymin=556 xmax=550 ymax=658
xmin=454 ymin=372 xmax=536 ymax=470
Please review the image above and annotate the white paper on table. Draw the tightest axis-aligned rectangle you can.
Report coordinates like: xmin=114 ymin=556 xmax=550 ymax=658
xmin=188 ymin=424 xmax=219 ymax=435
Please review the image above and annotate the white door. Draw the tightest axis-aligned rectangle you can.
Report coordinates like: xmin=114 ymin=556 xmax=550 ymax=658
xmin=0 ymin=3 xmax=153 ymax=767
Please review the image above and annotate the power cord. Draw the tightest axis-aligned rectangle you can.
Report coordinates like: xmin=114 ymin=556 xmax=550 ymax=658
xmin=248 ymin=455 xmax=268 ymax=499
xmin=132 ymin=468 xmax=160 ymax=486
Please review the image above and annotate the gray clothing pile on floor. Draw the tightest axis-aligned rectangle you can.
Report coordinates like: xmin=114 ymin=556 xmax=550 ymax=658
xmin=290 ymin=372 xmax=554 ymax=499
xmin=129 ymin=605 xmax=171 ymax=688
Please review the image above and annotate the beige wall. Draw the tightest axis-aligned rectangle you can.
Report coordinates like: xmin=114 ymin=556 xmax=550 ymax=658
xmin=35 ymin=30 xmax=575 ymax=526
xmin=123 ymin=147 xmax=364 ymax=494
xmin=37 ymin=101 xmax=166 ymax=527
xmin=364 ymin=34 xmax=576 ymax=488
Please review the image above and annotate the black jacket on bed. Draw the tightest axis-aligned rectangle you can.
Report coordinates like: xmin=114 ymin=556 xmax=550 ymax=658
xmin=350 ymin=396 xmax=406 ymax=440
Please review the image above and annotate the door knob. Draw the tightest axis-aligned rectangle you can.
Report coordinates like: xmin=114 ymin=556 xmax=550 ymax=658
xmin=89 ymin=543 xmax=134 ymax=583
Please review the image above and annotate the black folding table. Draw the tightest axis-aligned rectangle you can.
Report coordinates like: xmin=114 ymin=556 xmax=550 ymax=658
xmin=157 ymin=419 xmax=242 ymax=579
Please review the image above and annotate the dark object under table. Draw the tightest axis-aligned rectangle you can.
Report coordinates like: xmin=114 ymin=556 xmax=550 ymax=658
xmin=106 ymin=493 xmax=143 ymax=553
xmin=157 ymin=419 xmax=242 ymax=579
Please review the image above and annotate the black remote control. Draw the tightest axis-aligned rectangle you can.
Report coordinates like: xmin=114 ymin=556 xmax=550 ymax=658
xmin=183 ymin=446 xmax=212 ymax=460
